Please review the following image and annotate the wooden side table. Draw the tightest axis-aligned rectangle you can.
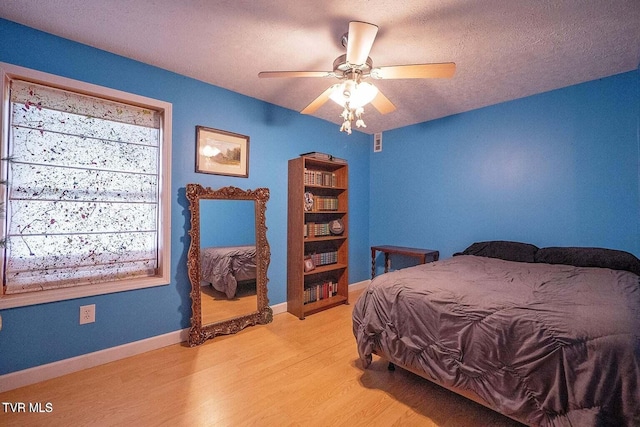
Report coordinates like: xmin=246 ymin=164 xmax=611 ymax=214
xmin=371 ymin=245 xmax=439 ymax=279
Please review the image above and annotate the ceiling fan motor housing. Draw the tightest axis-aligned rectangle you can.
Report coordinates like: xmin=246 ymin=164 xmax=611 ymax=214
xmin=258 ymin=20 xmax=453 ymax=123
xmin=333 ymin=54 xmax=373 ymax=80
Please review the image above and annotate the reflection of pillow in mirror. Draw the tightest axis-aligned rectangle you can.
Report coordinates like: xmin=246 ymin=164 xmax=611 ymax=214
xmin=535 ymin=247 xmax=640 ymax=276
xmin=454 ymin=241 xmax=539 ymax=263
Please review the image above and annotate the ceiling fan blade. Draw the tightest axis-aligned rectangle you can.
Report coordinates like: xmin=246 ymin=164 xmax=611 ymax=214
xmin=370 ymin=90 xmax=396 ymax=115
xmin=346 ymin=21 xmax=379 ymax=66
xmin=258 ymin=71 xmax=332 ymax=78
xmin=301 ymin=85 xmax=337 ymax=114
xmin=372 ymin=62 xmax=456 ymax=79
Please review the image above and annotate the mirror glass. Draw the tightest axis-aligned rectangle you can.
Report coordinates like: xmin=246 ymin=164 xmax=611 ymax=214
xmin=186 ymin=184 xmax=272 ymax=346
xmin=199 ymin=199 xmax=257 ymax=324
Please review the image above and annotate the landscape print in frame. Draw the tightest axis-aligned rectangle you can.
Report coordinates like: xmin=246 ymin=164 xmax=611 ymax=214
xmin=196 ymin=126 xmax=249 ymax=177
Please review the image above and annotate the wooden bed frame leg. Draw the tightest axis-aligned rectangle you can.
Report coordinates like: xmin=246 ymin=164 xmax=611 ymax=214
xmin=387 ymin=362 xmax=395 ymax=371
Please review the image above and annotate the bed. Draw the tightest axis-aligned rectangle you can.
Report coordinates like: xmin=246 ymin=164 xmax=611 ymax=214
xmin=201 ymin=245 xmax=257 ymax=298
xmin=353 ymin=241 xmax=640 ymax=426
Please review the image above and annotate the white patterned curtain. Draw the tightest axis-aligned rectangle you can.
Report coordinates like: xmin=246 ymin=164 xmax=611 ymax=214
xmin=4 ymin=80 xmax=162 ymax=294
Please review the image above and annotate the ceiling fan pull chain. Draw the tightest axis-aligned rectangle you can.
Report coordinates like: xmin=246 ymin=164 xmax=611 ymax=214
xmin=340 ymin=106 xmax=352 ymax=134
xmin=355 ymin=107 xmax=366 ymax=129
xmin=339 ymin=102 xmax=368 ymax=134
xmin=340 ymin=119 xmax=352 ymax=134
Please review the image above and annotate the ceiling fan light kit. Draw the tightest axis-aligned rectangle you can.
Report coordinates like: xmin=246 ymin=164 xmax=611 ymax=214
xmin=329 ymin=80 xmax=378 ymax=109
xmin=258 ymin=21 xmax=456 ymax=134
xmin=330 ymin=80 xmax=378 ymax=134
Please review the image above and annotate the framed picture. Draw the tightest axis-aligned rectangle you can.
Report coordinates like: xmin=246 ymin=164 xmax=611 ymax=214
xmin=196 ymin=126 xmax=249 ymax=177
xmin=304 ymin=256 xmax=315 ymax=272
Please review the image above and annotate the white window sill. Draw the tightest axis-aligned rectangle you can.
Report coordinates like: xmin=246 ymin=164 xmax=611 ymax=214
xmin=0 ymin=276 xmax=170 ymax=309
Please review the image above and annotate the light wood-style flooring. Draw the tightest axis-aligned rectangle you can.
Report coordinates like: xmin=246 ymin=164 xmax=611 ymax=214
xmin=201 ymin=281 xmax=257 ymax=324
xmin=0 ymin=289 xmax=523 ymax=426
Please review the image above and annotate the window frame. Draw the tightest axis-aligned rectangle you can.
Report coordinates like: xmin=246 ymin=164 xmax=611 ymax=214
xmin=0 ymin=62 xmax=172 ymax=309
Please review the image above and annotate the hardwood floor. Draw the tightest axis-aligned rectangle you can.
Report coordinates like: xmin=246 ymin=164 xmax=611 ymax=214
xmin=200 ymin=281 xmax=258 ymax=324
xmin=0 ymin=289 xmax=523 ymax=426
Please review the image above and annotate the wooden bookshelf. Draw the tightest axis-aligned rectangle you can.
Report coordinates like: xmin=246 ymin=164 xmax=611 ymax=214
xmin=287 ymin=156 xmax=349 ymax=319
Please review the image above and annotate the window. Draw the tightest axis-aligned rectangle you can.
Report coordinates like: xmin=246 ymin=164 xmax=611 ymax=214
xmin=0 ymin=63 xmax=172 ymax=308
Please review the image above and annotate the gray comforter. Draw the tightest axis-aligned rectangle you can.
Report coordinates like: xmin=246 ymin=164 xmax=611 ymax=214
xmin=352 ymin=255 xmax=640 ymax=426
xmin=201 ymin=245 xmax=256 ymax=298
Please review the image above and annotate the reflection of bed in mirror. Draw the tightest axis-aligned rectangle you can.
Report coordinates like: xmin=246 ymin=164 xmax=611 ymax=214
xmin=201 ymin=245 xmax=257 ymax=298
xmin=186 ymin=184 xmax=272 ymax=346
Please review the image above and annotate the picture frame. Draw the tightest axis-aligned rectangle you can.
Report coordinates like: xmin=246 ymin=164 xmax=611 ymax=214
xmin=195 ymin=126 xmax=249 ymax=177
xmin=304 ymin=256 xmax=316 ymax=272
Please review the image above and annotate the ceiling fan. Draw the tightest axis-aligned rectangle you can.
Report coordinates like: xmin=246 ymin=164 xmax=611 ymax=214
xmin=258 ymin=21 xmax=456 ymax=134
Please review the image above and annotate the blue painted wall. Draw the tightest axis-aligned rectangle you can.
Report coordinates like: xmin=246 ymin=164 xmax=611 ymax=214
xmin=1 ymin=17 xmax=639 ymax=376
xmin=370 ymin=70 xmax=640 ymax=274
xmin=0 ymin=19 xmax=371 ymax=375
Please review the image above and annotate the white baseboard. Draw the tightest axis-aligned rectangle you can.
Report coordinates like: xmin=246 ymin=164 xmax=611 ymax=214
xmin=349 ymin=279 xmax=371 ymax=292
xmin=1 ymin=283 xmax=371 ymax=393
xmin=270 ymin=301 xmax=287 ymax=315
xmin=270 ymin=280 xmax=370 ymax=316
xmin=0 ymin=328 xmax=190 ymax=393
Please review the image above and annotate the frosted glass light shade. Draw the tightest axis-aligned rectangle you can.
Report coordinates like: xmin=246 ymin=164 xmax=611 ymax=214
xmin=330 ymin=81 xmax=378 ymax=109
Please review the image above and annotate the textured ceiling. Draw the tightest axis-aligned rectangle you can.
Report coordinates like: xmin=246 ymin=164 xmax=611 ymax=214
xmin=1 ymin=1 xmax=639 ymax=134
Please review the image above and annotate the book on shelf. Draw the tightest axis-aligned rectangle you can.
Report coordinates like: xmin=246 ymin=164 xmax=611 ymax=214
xmin=305 ymin=222 xmax=332 ymax=238
xmin=328 ymin=156 xmax=346 ymax=164
xmin=306 ymin=195 xmax=338 ymax=211
xmin=300 ymin=151 xmax=331 ymax=160
xmin=306 ymin=250 xmax=338 ymax=267
xmin=303 ymin=279 xmax=338 ymax=304
xmin=304 ymin=168 xmax=337 ymax=187
xmin=300 ymin=152 xmax=347 ymax=164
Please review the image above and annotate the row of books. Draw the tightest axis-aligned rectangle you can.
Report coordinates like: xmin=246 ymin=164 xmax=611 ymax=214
xmin=304 ymin=222 xmax=332 ymax=238
xmin=304 ymin=168 xmax=337 ymax=187
xmin=309 ymin=195 xmax=338 ymax=211
xmin=308 ymin=250 xmax=338 ymax=266
xmin=303 ymin=280 xmax=338 ymax=304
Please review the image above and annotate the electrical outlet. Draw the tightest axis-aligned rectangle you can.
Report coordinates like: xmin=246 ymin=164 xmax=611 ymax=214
xmin=79 ymin=304 xmax=95 ymax=325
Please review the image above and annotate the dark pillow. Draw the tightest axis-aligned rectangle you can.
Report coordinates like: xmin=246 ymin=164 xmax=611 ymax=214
xmin=454 ymin=241 xmax=539 ymax=263
xmin=535 ymin=247 xmax=640 ymax=276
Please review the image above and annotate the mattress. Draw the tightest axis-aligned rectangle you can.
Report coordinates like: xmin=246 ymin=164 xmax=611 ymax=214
xmin=352 ymin=255 xmax=640 ymax=426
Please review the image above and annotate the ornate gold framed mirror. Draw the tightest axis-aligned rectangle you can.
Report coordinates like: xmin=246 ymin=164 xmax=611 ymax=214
xmin=186 ymin=184 xmax=272 ymax=346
